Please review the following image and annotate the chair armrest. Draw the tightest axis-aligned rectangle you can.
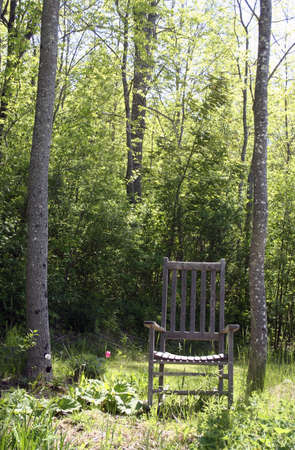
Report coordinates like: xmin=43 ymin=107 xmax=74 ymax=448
xmin=144 ymin=321 xmax=166 ymax=332
xmin=220 ymin=324 xmax=240 ymax=334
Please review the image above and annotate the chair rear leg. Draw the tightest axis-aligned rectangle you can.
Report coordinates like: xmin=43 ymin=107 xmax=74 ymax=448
xmin=158 ymin=362 xmax=164 ymax=405
xmin=218 ymin=363 xmax=224 ymax=395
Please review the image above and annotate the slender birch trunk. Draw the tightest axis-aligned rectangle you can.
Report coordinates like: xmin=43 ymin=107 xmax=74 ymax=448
xmin=26 ymin=0 xmax=60 ymax=380
xmin=247 ymin=0 xmax=272 ymax=394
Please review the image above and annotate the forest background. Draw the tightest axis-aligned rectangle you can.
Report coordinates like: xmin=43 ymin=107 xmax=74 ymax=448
xmin=0 ymin=0 xmax=294 ymax=356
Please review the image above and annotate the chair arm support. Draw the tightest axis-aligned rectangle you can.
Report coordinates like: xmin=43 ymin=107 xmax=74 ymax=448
xmin=144 ymin=321 xmax=166 ymax=332
xmin=220 ymin=324 xmax=240 ymax=334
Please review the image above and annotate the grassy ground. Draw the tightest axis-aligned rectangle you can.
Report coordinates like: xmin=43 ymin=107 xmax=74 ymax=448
xmin=1 ymin=339 xmax=295 ymax=449
xmin=55 ymin=355 xmax=295 ymax=449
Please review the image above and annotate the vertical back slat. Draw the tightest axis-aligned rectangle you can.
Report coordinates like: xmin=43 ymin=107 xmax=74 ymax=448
xmin=180 ymin=270 xmax=187 ymax=331
xmin=170 ymin=269 xmax=177 ymax=331
xmin=219 ymin=259 xmax=225 ymax=331
xmin=161 ymin=257 xmax=169 ymax=329
xmin=190 ymin=271 xmax=197 ymax=331
xmin=219 ymin=259 xmax=226 ymax=353
xmin=200 ymin=270 xmax=206 ymax=333
xmin=209 ymin=271 xmax=216 ymax=334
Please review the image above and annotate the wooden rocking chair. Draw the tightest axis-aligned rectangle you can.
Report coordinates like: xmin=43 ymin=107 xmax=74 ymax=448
xmin=144 ymin=258 xmax=239 ymax=408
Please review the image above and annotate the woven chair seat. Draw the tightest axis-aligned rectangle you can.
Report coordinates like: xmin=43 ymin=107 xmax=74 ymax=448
xmin=154 ymin=351 xmax=227 ymax=364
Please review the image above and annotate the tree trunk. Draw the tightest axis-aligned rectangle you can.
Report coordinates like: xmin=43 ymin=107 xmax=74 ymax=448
xmin=26 ymin=0 xmax=60 ymax=380
xmin=126 ymin=0 xmax=158 ymax=202
xmin=118 ymin=1 xmax=133 ymax=195
xmin=247 ymin=0 xmax=272 ymax=394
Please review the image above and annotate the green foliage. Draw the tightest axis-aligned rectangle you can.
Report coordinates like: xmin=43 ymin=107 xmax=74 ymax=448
xmin=0 ymin=327 xmax=38 ymax=377
xmin=73 ymin=378 xmax=144 ymax=415
xmin=0 ymin=366 xmax=145 ymax=447
xmin=49 ymin=396 xmax=82 ymax=416
xmin=0 ymin=0 xmax=295 ymax=357
xmin=38 ymin=376 xmax=144 ymax=417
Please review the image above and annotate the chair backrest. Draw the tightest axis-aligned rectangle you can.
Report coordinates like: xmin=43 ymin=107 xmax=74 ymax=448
xmin=161 ymin=257 xmax=225 ymax=344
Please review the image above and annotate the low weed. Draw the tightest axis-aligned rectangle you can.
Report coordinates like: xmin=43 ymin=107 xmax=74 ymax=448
xmin=68 ymin=353 xmax=106 ymax=381
xmin=59 ymin=345 xmax=106 ymax=381
xmin=69 ymin=376 xmax=144 ymax=415
xmin=0 ymin=327 xmax=37 ymax=378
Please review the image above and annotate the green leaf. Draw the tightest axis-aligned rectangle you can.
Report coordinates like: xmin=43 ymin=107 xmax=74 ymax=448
xmin=49 ymin=396 xmax=81 ymax=414
xmin=274 ymin=427 xmax=293 ymax=434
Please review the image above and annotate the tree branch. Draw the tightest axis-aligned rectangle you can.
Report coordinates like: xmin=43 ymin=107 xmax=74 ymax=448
xmin=244 ymin=0 xmax=259 ymax=21
xmin=268 ymin=41 xmax=295 ymax=81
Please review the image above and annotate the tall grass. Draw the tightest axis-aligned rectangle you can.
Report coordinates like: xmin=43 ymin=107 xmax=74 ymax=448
xmin=99 ymin=352 xmax=295 ymax=449
xmin=0 ymin=393 xmax=71 ymax=450
xmin=0 ymin=411 xmax=70 ymax=450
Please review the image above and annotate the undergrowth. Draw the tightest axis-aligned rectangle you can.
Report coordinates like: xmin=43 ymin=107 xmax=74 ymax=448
xmin=0 ymin=335 xmax=295 ymax=449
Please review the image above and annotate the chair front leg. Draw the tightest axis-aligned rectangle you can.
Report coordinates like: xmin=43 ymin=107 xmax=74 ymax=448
xmin=158 ymin=334 xmax=165 ymax=405
xmin=148 ymin=327 xmax=155 ymax=407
